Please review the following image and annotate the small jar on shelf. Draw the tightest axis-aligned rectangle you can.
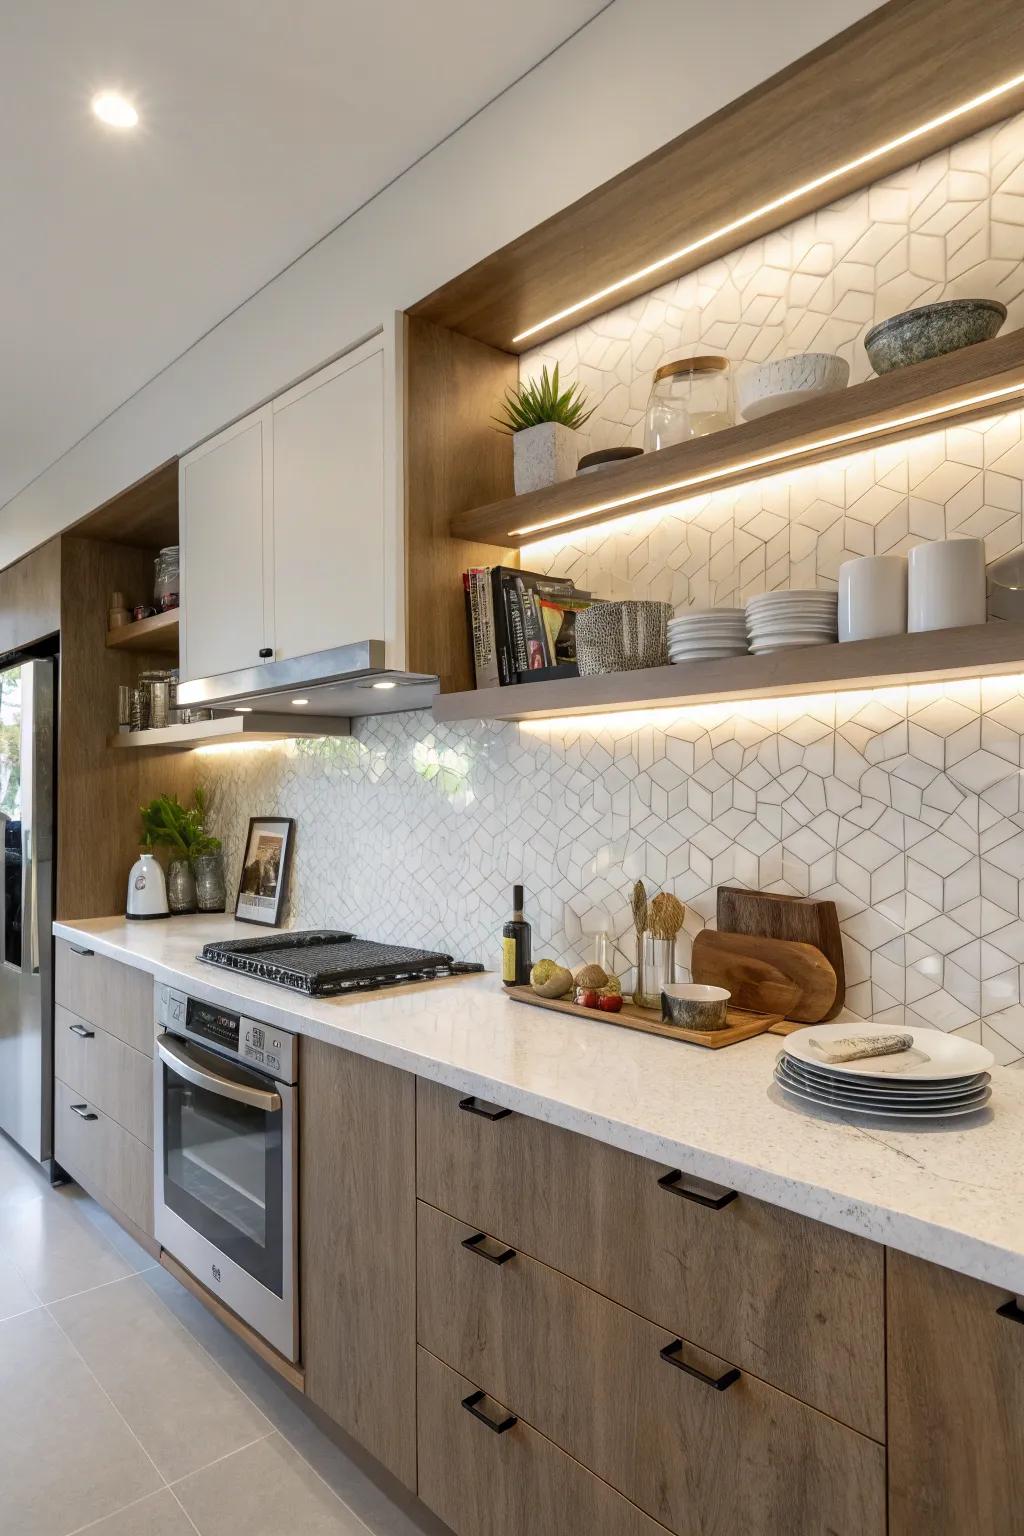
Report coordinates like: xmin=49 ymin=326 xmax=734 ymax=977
xmin=644 ymin=356 xmax=733 ymax=451
xmin=154 ymin=545 xmax=180 ymax=611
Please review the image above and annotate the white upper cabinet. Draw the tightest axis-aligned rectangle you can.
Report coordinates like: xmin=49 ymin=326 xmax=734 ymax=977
xmin=271 ymin=339 xmax=385 ymax=661
xmin=178 ymin=330 xmax=395 ymax=683
xmin=179 ymin=410 xmax=270 ymax=683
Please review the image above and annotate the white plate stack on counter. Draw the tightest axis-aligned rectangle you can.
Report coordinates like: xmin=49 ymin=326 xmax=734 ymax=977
xmin=774 ymin=1023 xmax=994 ymax=1120
xmin=667 ymin=607 xmax=748 ymax=663
xmin=745 ymin=590 xmax=838 ymax=653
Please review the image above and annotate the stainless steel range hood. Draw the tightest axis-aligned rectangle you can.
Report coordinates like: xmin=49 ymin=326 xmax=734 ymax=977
xmin=175 ymin=640 xmax=438 ymax=719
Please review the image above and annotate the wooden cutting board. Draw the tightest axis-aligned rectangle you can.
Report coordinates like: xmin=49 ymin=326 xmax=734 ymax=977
xmin=716 ymin=888 xmax=846 ymax=1022
xmin=506 ymin=986 xmax=782 ymax=1048
xmin=691 ymin=929 xmax=838 ymax=1023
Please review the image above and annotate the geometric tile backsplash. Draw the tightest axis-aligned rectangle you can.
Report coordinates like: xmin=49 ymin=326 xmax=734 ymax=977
xmin=202 ymin=109 xmax=1024 ymax=1067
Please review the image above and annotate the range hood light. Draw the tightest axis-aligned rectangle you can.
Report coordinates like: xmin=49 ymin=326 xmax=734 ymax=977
xmin=234 ymin=706 xmax=253 ymax=713
xmin=291 ymin=698 xmax=309 ymax=706
xmin=372 ymin=680 xmax=398 ymax=690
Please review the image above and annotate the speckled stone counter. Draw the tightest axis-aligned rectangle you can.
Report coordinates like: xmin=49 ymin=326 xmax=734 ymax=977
xmin=55 ymin=914 xmax=1024 ymax=1292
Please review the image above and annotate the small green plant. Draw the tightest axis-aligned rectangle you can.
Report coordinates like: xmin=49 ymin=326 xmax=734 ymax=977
xmin=139 ymin=787 xmax=221 ymax=860
xmin=493 ymin=364 xmax=594 ymax=434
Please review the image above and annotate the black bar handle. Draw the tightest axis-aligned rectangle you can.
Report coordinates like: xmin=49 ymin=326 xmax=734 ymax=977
xmin=69 ymin=1023 xmax=95 ymax=1039
xmin=69 ymin=1103 xmax=98 ymax=1121
xmin=462 ymin=1389 xmax=518 ymax=1434
xmin=458 ymin=1096 xmax=511 ymax=1121
xmin=658 ymin=1169 xmax=737 ymax=1210
xmin=998 ymin=1299 xmax=1024 ymax=1325
xmin=69 ymin=944 xmax=94 ymax=957
xmin=660 ymin=1338 xmax=740 ymax=1391
xmin=462 ymin=1232 xmax=517 ymax=1266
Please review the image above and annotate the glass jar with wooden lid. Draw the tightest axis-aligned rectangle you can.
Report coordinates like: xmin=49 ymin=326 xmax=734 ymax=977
xmin=644 ymin=355 xmax=733 ymax=450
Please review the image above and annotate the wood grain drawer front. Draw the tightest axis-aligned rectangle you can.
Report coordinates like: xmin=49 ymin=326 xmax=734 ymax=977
xmin=54 ymin=1078 xmax=153 ymax=1236
xmin=416 ymin=1078 xmax=883 ymax=1438
xmin=54 ymin=941 xmax=154 ymax=1056
xmin=417 ymin=1202 xmax=885 ymax=1536
xmin=54 ymin=1006 xmax=152 ymax=1146
xmin=417 ymin=1347 xmax=672 ymax=1536
xmin=888 ymin=1249 xmax=1024 ymax=1535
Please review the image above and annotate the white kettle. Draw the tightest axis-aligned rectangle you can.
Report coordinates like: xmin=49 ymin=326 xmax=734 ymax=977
xmin=126 ymin=851 xmax=169 ymax=920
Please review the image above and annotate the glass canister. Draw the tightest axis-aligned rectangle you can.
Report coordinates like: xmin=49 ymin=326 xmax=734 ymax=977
xmin=154 ymin=545 xmax=180 ymax=611
xmin=644 ymin=356 xmax=733 ymax=450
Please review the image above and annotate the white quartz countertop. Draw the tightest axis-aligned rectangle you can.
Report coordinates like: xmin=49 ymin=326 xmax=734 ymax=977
xmin=55 ymin=915 xmax=1024 ymax=1294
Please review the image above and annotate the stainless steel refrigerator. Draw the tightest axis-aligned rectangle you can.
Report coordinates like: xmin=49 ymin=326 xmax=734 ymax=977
xmin=0 ymin=658 xmax=55 ymax=1163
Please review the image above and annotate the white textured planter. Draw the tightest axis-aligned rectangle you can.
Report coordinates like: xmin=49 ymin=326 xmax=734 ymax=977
xmin=513 ymin=421 xmax=580 ymax=494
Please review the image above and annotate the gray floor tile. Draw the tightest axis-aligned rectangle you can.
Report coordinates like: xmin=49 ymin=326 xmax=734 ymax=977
xmin=173 ymin=1434 xmax=370 ymax=1535
xmin=0 ymin=1131 xmax=49 ymax=1207
xmin=59 ymin=1183 xmax=158 ymax=1273
xmin=67 ymin=1489 xmax=198 ymax=1536
xmin=0 ymin=1185 xmax=134 ymax=1302
xmin=0 ymin=1253 xmax=41 ymax=1320
xmin=51 ymin=1274 xmax=272 ymax=1482
xmin=0 ymin=1308 xmax=161 ymax=1536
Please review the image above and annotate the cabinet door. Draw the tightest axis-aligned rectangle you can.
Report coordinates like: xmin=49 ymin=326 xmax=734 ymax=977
xmin=179 ymin=408 xmax=269 ymax=681
xmin=300 ymin=1040 xmax=416 ymax=1490
xmin=889 ymin=1249 xmax=1024 ymax=1534
xmin=271 ymin=339 xmax=385 ymax=660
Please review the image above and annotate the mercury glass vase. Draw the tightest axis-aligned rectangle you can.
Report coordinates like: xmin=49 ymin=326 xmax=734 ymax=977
xmin=167 ymin=858 xmax=197 ymax=915
xmin=193 ymin=852 xmax=227 ymax=913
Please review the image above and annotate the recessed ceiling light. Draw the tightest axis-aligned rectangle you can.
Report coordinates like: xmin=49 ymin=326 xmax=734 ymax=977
xmin=291 ymin=698 xmax=309 ymax=706
xmin=91 ymin=91 xmax=138 ymax=129
xmin=372 ymin=680 xmax=398 ymax=690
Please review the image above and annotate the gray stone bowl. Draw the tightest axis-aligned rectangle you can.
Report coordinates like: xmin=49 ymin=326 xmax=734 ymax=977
xmin=864 ymin=299 xmax=1006 ymax=374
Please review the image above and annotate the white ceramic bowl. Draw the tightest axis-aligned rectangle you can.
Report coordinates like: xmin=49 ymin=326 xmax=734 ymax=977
xmin=737 ymin=353 xmax=850 ymax=422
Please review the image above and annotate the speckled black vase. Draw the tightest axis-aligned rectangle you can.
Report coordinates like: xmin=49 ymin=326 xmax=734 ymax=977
xmin=864 ymin=298 xmax=1006 ymax=374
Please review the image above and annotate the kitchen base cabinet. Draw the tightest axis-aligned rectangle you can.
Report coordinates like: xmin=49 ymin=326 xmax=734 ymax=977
xmin=54 ymin=1004 xmax=152 ymax=1146
xmin=300 ymin=1040 xmax=416 ymax=1491
xmin=417 ymin=1347 xmax=672 ymax=1536
xmin=888 ymin=1249 xmax=1024 ymax=1535
xmin=417 ymin=1200 xmax=885 ymax=1536
xmin=54 ymin=940 xmax=155 ymax=1056
xmin=417 ymin=1078 xmax=884 ymax=1437
xmin=54 ymin=1078 xmax=152 ymax=1236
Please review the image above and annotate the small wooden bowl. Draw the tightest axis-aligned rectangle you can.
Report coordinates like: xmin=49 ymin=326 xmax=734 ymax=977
xmin=661 ymin=983 xmax=731 ymax=1031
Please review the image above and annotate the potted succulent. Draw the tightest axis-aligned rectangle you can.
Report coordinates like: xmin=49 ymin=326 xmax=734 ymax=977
xmin=494 ymin=364 xmax=594 ymax=494
xmin=139 ymin=787 xmax=224 ymax=914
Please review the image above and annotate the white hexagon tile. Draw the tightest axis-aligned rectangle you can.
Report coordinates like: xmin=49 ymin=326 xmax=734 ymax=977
xmin=198 ymin=107 xmax=1024 ymax=1066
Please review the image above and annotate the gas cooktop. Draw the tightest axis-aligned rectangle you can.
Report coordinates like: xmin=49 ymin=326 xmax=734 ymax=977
xmin=199 ymin=929 xmax=484 ymax=997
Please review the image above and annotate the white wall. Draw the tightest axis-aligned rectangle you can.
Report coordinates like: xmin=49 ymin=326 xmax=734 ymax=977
xmin=0 ymin=0 xmax=881 ymax=566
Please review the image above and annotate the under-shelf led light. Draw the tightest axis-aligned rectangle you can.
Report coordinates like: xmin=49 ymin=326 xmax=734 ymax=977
xmin=509 ymin=379 xmax=1024 ymax=540
xmin=511 ymin=69 xmax=1024 ymax=344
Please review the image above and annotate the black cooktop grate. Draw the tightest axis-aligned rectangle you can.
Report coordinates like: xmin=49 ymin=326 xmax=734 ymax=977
xmin=199 ymin=929 xmax=483 ymax=997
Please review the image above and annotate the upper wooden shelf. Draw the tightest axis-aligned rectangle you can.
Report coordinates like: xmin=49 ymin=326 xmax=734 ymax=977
xmin=410 ymin=0 xmax=1024 ymax=351
xmin=433 ymin=623 xmax=1024 ymax=724
xmin=106 ymin=608 xmax=179 ymax=654
xmin=451 ymin=331 xmax=1024 ymax=548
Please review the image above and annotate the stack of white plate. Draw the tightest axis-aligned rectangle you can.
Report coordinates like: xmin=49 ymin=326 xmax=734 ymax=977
xmin=775 ymin=1023 xmax=993 ymax=1120
xmin=668 ymin=608 xmax=748 ymax=663
xmin=745 ymin=590 xmax=838 ymax=654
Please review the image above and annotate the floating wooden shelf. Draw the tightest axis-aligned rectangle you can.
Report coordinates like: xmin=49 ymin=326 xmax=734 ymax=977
xmin=105 ymin=609 xmax=179 ymax=654
xmin=432 ymin=623 xmax=1024 ymax=724
xmin=109 ymin=713 xmax=350 ymax=750
xmin=451 ymin=332 xmax=1024 ymax=548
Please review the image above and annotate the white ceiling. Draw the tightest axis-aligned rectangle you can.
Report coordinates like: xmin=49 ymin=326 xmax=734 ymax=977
xmin=0 ymin=0 xmax=608 ymax=511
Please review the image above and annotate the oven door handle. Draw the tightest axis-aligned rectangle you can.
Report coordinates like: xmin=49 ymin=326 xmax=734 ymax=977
xmin=157 ymin=1035 xmax=282 ymax=1112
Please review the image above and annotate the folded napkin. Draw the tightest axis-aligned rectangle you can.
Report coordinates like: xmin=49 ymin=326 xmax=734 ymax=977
xmin=807 ymin=1032 xmax=913 ymax=1064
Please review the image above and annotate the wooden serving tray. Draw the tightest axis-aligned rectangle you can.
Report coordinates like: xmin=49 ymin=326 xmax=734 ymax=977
xmin=506 ymin=985 xmax=782 ymax=1049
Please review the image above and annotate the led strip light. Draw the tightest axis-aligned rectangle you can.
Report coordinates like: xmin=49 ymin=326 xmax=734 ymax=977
xmin=509 ymin=378 xmax=1024 ymax=540
xmin=511 ymin=70 xmax=1024 ymax=346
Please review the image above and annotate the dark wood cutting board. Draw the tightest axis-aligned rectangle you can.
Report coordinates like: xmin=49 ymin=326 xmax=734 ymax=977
xmin=691 ymin=929 xmax=838 ymax=1023
xmin=716 ymin=888 xmax=846 ymax=1022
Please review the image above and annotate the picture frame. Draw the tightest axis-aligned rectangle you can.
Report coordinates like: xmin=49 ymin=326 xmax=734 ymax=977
xmin=235 ymin=816 xmax=295 ymax=927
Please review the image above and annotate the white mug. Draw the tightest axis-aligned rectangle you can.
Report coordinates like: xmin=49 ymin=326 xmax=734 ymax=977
xmin=838 ymin=555 xmax=908 ymax=642
xmin=907 ymin=539 xmax=987 ymax=632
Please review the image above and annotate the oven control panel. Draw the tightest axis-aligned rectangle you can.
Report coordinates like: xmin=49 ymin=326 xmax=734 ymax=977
xmin=157 ymin=985 xmax=298 ymax=1084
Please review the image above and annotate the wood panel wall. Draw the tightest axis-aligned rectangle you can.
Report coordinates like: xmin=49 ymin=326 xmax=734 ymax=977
xmin=57 ymin=537 xmax=193 ymax=919
xmin=403 ymin=315 xmax=518 ymax=693
xmin=0 ymin=540 xmax=61 ymax=657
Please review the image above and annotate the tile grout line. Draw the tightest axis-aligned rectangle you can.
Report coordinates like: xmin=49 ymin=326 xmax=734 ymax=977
xmin=62 ymin=1485 xmax=200 ymax=1536
xmin=163 ymin=1429 xmax=276 ymax=1488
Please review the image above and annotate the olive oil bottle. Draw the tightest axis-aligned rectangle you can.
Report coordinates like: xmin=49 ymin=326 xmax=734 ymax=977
xmin=502 ymin=884 xmax=532 ymax=987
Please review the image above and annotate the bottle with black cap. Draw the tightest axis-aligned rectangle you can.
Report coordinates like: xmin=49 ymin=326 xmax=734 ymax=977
xmin=502 ymin=884 xmax=532 ymax=987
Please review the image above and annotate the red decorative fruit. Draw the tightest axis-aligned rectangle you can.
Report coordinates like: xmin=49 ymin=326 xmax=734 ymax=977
xmin=597 ymin=992 xmax=623 ymax=1012
xmin=576 ymin=988 xmax=600 ymax=1008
